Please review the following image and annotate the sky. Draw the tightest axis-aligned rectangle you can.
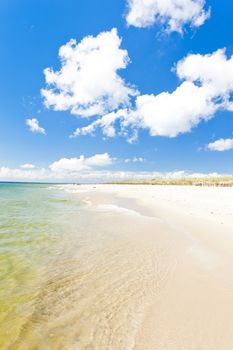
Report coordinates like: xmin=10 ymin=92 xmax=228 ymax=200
xmin=1 ymin=0 xmax=233 ymax=182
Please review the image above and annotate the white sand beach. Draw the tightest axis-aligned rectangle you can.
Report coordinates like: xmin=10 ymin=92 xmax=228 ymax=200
xmin=63 ymin=184 xmax=233 ymax=350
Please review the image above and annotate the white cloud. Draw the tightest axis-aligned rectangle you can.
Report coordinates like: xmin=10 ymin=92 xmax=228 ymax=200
xmin=131 ymin=81 xmax=215 ymax=137
xmin=125 ymin=0 xmax=210 ymax=33
xmin=41 ymin=28 xmax=137 ymax=118
xmin=50 ymin=157 xmax=89 ymax=172
xmin=0 ymin=154 xmax=113 ymax=182
xmin=41 ymin=28 xmax=233 ymax=142
xmin=70 ymin=109 xmax=128 ymax=138
xmin=21 ymin=163 xmax=36 ymax=169
xmin=26 ymin=118 xmax=46 ymax=134
xmin=176 ymin=48 xmax=233 ymax=97
xmin=124 ymin=157 xmax=145 ymax=163
xmin=72 ymin=49 xmax=233 ymax=139
xmin=0 ymin=167 xmax=50 ymax=182
xmin=49 ymin=153 xmax=112 ymax=173
xmin=207 ymin=138 xmax=233 ymax=152
xmin=134 ymin=49 xmax=233 ymax=137
xmin=85 ymin=153 xmax=112 ymax=167
xmin=0 ymin=165 xmax=224 ymax=183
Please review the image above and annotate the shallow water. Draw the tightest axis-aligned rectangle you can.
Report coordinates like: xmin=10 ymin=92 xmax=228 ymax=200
xmin=0 ymin=183 xmax=83 ymax=349
xmin=0 ymin=183 xmax=170 ymax=349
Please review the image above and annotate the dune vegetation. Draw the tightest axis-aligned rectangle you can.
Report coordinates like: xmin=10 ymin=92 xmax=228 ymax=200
xmin=106 ymin=177 xmax=233 ymax=187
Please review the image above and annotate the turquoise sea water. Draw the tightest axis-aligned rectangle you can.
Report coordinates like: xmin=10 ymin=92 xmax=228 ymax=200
xmin=0 ymin=183 xmax=88 ymax=348
xmin=0 ymin=183 xmax=161 ymax=349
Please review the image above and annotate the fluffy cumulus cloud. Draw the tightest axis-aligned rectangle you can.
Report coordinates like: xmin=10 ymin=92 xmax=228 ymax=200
xmin=41 ymin=27 xmax=233 ymax=142
xmin=131 ymin=81 xmax=215 ymax=137
xmin=73 ymin=49 xmax=233 ymax=139
xmin=207 ymin=138 xmax=233 ymax=152
xmin=132 ymin=49 xmax=233 ymax=137
xmin=0 ymin=154 xmax=113 ymax=182
xmin=70 ymin=109 xmax=129 ymax=138
xmin=0 ymin=165 xmax=223 ymax=183
xmin=136 ymin=48 xmax=233 ymax=137
xmin=0 ymin=167 xmax=48 ymax=182
xmin=50 ymin=153 xmax=112 ymax=172
xmin=41 ymin=28 xmax=137 ymax=117
xmin=26 ymin=118 xmax=46 ymax=134
xmin=125 ymin=0 xmax=210 ymax=33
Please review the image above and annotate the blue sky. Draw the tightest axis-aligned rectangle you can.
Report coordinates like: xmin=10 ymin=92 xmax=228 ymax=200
xmin=1 ymin=0 xmax=233 ymax=181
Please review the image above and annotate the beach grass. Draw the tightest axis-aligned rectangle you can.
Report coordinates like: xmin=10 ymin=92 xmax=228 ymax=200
xmin=105 ymin=176 xmax=233 ymax=187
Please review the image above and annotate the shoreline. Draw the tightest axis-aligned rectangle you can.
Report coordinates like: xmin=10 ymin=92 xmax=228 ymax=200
xmin=2 ymin=183 xmax=233 ymax=349
xmin=69 ymin=184 xmax=233 ymax=227
xmin=64 ymin=184 xmax=233 ymax=349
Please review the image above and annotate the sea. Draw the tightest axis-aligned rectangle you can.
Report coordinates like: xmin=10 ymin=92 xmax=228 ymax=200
xmin=0 ymin=182 xmax=161 ymax=350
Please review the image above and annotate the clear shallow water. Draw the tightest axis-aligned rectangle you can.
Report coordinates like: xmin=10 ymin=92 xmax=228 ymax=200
xmin=0 ymin=183 xmax=87 ymax=348
xmin=0 ymin=183 xmax=168 ymax=349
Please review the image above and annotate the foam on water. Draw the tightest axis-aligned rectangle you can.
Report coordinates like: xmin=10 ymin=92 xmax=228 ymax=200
xmin=94 ymin=204 xmax=143 ymax=216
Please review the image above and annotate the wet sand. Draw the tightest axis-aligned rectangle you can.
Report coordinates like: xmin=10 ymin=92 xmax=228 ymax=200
xmin=66 ymin=184 xmax=233 ymax=350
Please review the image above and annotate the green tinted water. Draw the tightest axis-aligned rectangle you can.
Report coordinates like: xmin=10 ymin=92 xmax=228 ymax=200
xmin=0 ymin=183 xmax=83 ymax=348
xmin=0 ymin=183 xmax=161 ymax=350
